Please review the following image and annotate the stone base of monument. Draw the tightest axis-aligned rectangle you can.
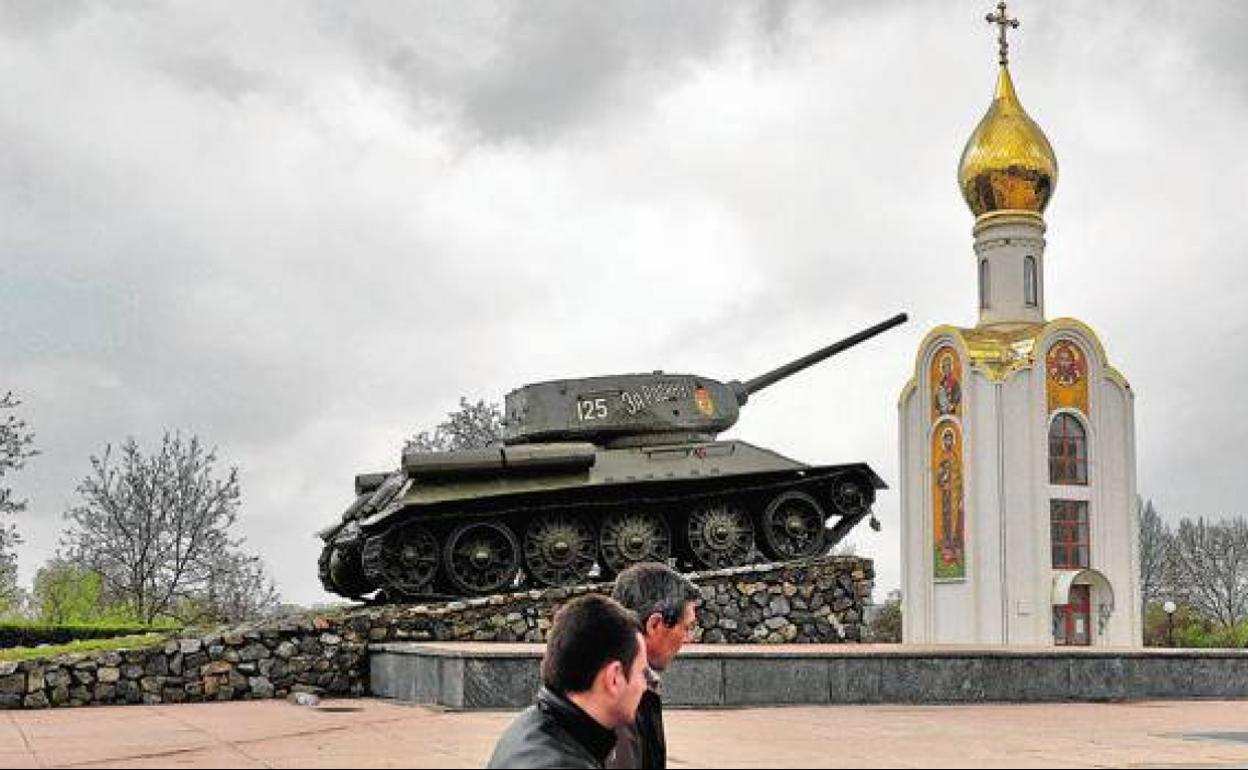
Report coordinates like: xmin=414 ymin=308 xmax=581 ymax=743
xmin=371 ymin=642 xmax=1248 ymax=709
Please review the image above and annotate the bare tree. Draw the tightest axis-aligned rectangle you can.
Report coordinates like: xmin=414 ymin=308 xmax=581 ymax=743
xmin=1138 ymin=499 xmax=1173 ymax=614
xmin=0 ymin=392 xmax=36 ymax=611
xmin=867 ymin=588 xmax=903 ymax=643
xmin=61 ymin=432 xmax=244 ymax=624
xmin=406 ymin=398 xmax=503 ymax=453
xmin=1169 ymin=516 xmax=1248 ymax=629
xmin=201 ymin=550 xmax=280 ymax=624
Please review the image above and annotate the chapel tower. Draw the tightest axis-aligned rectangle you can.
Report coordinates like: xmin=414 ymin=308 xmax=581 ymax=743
xmin=898 ymin=3 xmax=1142 ymax=646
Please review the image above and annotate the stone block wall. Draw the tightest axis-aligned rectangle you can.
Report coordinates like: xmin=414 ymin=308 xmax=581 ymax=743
xmin=0 ymin=555 xmax=873 ymax=709
xmin=0 ymin=618 xmax=367 ymax=709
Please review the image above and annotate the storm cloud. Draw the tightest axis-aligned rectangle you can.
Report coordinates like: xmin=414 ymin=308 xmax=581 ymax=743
xmin=1 ymin=1 xmax=1244 ymax=605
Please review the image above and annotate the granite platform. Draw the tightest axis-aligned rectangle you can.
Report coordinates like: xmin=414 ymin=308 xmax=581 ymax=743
xmin=19 ymin=697 xmax=1248 ymax=768
xmin=370 ymin=642 xmax=1248 ymax=709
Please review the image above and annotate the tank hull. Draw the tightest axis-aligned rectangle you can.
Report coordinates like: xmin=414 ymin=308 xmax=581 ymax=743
xmin=318 ymin=439 xmax=884 ymax=600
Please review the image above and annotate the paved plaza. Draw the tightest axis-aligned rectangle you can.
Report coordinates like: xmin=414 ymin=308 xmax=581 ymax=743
xmin=6 ymin=697 xmax=1248 ymax=768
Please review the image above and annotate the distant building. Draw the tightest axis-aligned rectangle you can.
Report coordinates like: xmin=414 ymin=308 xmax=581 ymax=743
xmin=898 ymin=4 xmax=1141 ymax=646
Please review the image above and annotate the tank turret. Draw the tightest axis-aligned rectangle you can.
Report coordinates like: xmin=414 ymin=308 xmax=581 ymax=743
xmin=503 ymin=313 xmax=908 ymax=447
xmin=318 ymin=312 xmax=908 ymax=601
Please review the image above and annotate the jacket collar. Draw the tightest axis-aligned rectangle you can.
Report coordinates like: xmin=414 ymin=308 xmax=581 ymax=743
xmin=537 ymin=687 xmax=618 ymax=764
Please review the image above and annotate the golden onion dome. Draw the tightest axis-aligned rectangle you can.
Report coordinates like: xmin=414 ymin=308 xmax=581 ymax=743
xmin=958 ymin=65 xmax=1058 ymax=218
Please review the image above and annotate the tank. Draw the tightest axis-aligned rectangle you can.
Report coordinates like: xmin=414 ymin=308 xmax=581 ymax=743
xmin=317 ymin=312 xmax=907 ymax=600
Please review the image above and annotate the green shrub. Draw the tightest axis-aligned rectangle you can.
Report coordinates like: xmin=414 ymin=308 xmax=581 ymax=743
xmin=0 ymin=621 xmax=179 ymax=650
xmin=1143 ymin=602 xmax=1248 ymax=648
xmin=0 ymin=633 xmax=169 ymax=662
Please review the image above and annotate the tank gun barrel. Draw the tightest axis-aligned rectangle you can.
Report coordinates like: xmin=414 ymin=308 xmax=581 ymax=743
xmin=730 ymin=312 xmax=908 ymax=403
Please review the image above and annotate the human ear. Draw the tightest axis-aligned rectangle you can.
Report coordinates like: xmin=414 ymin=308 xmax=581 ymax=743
xmin=604 ymin=660 xmax=624 ymax=693
xmin=645 ymin=612 xmax=665 ymax=635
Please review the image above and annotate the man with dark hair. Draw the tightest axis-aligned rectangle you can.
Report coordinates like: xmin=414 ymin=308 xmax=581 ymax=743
xmin=607 ymin=562 xmax=700 ymax=769
xmin=487 ymin=594 xmax=649 ymax=769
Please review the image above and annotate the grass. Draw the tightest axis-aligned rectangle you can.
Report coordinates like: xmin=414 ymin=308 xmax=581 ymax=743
xmin=0 ymin=632 xmax=171 ymax=663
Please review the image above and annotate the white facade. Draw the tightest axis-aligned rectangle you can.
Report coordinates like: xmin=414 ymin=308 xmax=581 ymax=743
xmin=898 ymin=301 xmax=1142 ymax=647
xmin=900 ymin=8 xmax=1142 ymax=647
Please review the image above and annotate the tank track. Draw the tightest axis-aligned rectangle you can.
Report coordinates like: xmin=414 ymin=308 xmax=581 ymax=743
xmin=320 ymin=524 xmax=371 ymax=599
xmin=320 ymin=467 xmax=874 ymax=602
xmin=317 ymin=543 xmax=335 ymax=595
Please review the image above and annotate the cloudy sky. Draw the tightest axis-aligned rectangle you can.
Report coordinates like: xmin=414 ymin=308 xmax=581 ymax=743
xmin=2 ymin=1 xmax=1245 ymax=607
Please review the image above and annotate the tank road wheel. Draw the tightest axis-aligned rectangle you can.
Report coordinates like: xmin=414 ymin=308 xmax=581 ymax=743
xmin=686 ymin=501 xmax=754 ymax=570
xmin=524 ymin=514 xmax=597 ymax=588
xmin=759 ymin=491 xmax=828 ymax=561
xmin=362 ymin=522 xmax=440 ymax=598
xmin=444 ymin=522 xmax=522 ymax=596
xmin=599 ymin=511 xmax=672 ymax=576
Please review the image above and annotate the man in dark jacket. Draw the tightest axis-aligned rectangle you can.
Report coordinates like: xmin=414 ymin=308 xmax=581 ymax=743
xmin=487 ymin=594 xmax=650 ymax=769
xmin=607 ymin=563 xmax=700 ymax=769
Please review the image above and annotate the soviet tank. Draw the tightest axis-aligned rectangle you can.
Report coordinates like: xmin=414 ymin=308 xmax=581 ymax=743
xmin=317 ymin=312 xmax=907 ymax=601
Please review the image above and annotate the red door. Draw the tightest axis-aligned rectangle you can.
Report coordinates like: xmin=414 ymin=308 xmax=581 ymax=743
xmin=1055 ymin=585 xmax=1092 ymax=646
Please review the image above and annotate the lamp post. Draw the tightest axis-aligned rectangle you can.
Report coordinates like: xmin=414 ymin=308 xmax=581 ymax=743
xmin=1163 ymin=600 xmax=1177 ymax=648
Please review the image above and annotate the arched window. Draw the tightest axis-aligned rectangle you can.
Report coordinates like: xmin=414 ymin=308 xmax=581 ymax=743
xmin=1024 ymin=256 xmax=1038 ymax=307
xmin=1049 ymin=413 xmax=1088 ymax=485
xmin=979 ymin=259 xmax=990 ymax=309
